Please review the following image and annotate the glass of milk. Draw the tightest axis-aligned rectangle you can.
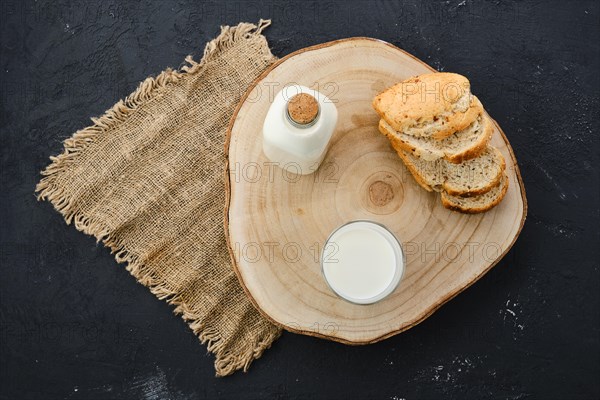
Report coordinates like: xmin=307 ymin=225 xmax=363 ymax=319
xmin=321 ymin=221 xmax=405 ymax=305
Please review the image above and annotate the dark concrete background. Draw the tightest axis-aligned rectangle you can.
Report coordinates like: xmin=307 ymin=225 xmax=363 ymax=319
xmin=1 ymin=0 xmax=599 ymax=399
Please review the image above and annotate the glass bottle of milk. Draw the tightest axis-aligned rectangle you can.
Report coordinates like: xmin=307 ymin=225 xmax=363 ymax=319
xmin=262 ymin=85 xmax=338 ymax=175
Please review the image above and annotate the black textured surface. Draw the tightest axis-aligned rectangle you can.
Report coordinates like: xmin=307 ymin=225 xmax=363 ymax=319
xmin=1 ymin=1 xmax=599 ymax=399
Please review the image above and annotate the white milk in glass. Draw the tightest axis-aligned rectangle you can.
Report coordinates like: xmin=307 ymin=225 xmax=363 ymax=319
xmin=322 ymin=221 xmax=404 ymax=304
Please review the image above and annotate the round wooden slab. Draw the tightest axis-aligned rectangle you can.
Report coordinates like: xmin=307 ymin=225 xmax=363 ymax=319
xmin=225 ymin=38 xmax=527 ymax=344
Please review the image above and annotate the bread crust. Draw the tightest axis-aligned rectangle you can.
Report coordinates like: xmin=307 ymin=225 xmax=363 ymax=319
xmin=392 ymin=142 xmax=435 ymax=192
xmin=373 ymin=73 xmax=482 ymax=140
xmin=378 ymin=107 xmax=493 ymax=164
xmin=441 ymin=173 xmax=509 ymax=214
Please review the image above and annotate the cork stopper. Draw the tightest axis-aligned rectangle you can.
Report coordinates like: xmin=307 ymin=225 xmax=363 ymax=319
xmin=286 ymin=93 xmax=319 ymax=127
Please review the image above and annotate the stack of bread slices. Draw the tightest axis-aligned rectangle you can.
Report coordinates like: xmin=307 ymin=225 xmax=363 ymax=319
xmin=372 ymin=72 xmax=508 ymax=213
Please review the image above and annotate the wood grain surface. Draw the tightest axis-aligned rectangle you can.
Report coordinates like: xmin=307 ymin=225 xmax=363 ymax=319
xmin=225 ymin=38 xmax=527 ymax=344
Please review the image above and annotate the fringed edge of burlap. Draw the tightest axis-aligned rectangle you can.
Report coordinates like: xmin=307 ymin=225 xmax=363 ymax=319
xmin=35 ymin=19 xmax=282 ymax=377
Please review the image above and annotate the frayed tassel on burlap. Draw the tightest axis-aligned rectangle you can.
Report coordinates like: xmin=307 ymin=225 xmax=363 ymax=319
xmin=35 ymin=19 xmax=281 ymax=377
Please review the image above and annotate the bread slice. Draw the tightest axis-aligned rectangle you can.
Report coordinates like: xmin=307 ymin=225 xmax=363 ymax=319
xmin=392 ymin=143 xmax=506 ymax=197
xmin=441 ymin=173 xmax=509 ymax=213
xmin=378 ymin=104 xmax=493 ymax=164
xmin=372 ymin=72 xmax=482 ymax=140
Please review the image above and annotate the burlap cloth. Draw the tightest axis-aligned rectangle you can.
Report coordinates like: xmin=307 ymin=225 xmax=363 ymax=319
xmin=36 ymin=19 xmax=282 ymax=377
